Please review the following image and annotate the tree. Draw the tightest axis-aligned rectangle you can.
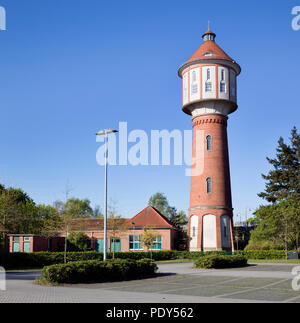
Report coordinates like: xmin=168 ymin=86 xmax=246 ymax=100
xmin=141 ymin=226 xmax=159 ymax=259
xmin=0 ymin=186 xmax=42 ymax=234
xmin=149 ymin=192 xmax=189 ymax=250
xmin=149 ymin=193 xmax=173 ymax=218
xmin=107 ymin=201 xmax=127 ymax=259
xmin=67 ymin=232 xmax=91 ymax=251
xmin=248 ymin=198 xmax=300 ymax=251
xmin=93 ymin=205 xmax=103 ymax=218
xmin=258 ymin=127 xmax=300 ymax=203
xmin=43 ymin=198 xmax=93 ymax=264
xmin=64 ymin=198 xmax=94 ymax=219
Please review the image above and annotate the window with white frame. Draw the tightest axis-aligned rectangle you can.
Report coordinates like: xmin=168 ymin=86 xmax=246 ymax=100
xmin=205 ymin=82 xmax=212 ymax=92
xmin=129 ymin=235 xmax=143 ymax=250
xmin=207 ymin=69 xmax=211 ymax=80
xmin=151 ymin=236 xmax=162 ymax=250
xmin=220 ymin=82 xmax=226 ymax=93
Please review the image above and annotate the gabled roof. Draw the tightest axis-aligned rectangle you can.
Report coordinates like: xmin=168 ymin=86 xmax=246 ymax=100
xmin=130 ymin=206 xmax=176 ymax=229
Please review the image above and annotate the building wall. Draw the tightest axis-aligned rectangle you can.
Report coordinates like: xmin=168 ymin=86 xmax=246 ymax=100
xmin=8 ymin=229 xmax=176 ymax=253
xmin=84 ymin=228 xmax=173 ymax=252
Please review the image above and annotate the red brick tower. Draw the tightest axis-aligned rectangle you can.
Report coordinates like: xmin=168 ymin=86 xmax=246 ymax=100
xmin=178 ymin=30 xmax=241 ymax=251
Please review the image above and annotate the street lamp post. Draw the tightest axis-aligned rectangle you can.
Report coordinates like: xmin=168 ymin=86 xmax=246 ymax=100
xmin=96 ymin=129 xmax=118 ymax=261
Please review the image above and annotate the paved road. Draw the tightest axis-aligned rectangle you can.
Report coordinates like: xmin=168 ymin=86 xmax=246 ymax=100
xmin=0 ymin=263 xmax=300 ymax=303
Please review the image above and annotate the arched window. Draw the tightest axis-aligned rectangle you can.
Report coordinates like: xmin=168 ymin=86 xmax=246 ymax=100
xmin=206 ymin=177 xmax=212 ymax=194
xmin=206 ymin=135 xmax=212 ymax=151
xmin=221 ymin=69 xmax=225 ymax=81
xmin=192 ymin=71 xmax=196 ymax=82
xmin=207 ymin=69 xmax=211 ymax=80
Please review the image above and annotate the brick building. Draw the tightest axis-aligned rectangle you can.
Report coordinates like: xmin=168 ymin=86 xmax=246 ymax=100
xmin=8 ymin=206 xmax=178 ymax=253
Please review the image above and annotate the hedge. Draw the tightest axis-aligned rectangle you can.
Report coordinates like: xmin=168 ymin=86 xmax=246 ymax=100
xmin=41 ymin=259 xmax=158 ymax=284
xmin=235 ymin=250 xmax=292 ymax=260
xmin=1 ymin=250 xmax=298 ymax=269
xmin=194 ymin=255 xmax=248 ymax=269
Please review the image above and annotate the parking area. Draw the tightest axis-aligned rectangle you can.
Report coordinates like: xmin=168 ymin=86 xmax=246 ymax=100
xmin=1 ymin=262 xmax=300 ymax=303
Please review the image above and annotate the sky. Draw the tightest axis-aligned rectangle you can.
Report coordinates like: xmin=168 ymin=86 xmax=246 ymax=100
xmin=0 ymin=0 xmax=299 ymax=221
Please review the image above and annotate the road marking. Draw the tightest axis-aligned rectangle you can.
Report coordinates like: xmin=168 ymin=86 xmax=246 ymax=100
xmin=214 ymin=278 xmax=291 ymax=298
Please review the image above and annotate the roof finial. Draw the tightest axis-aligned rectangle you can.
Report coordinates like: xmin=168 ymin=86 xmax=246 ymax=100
xmin=208 ymin=20 xmax=210 ymax=30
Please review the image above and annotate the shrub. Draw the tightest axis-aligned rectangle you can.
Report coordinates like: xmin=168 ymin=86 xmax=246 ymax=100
xmin=41 ymin=258 xmax=158 ymax=284
xmin=235 ymin=250 xmax=289 ymax=260
xmin=2 ymin=249 xmax=299 ymax=270
xmin=194 ymin=255 xmax=248 ymax=269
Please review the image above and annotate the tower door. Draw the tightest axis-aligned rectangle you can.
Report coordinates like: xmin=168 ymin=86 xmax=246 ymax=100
xmin=221 ymin=215 xmax=231 ymax=249
xmin=189 ymin=215 xmax=199 ymax=251
xmin=203 ymin=214 xmax=217 ymax=250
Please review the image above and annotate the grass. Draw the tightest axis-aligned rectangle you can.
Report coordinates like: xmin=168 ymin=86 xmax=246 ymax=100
xmin=158 ymin=258 xmax=300 ymax=265
xmin=156 ymin=259 xmax=194 ymax=264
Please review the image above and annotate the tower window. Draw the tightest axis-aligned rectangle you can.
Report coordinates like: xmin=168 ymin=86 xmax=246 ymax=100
xmin=192 ymin=226 xmax=196 ymax=237
xmin=206 ymin=177 xmax=212 ymax=194
xmin=221 ymin=69 xmax=225 ymax=81
xmin=220 ymin=83 xmax=226 ymax=93
xmin=192 ymin=84 xmax=198 ymax=94
xmin=206 ymin=135 xmax=212 ymax=151
xmin=205 ymin=82 xmax=212 ymax=92
xmin=207 ymin=69 xmax=211 ymax=80
xmin=192 ymin=71 xmax=196 ymax=82
xmin=224 ymin=226 xmax=227 ymax=238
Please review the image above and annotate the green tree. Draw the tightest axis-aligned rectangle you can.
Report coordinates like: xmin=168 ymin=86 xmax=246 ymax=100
xmin=141 ymin=226 xmax=159 ymax=259
xmin=43 ymin=198 xmax=93 ymax=264
xmin=0 ymin=186 xmax=42 ymax=234
xmin=258 ymin=127 xmax=300 ymax=203
xmin=149 ymin=193 xmax=173 ymax=218
xmin=149 ymin=193 xmax=189 ymax=250
xmin=67 ymin=232 xmax=91 ymax=251
xmin=64 ymin=198 xmax=94 ymax=218
xmin=248 ymin=198 xmax=300 ymax=251
xmin=107 ymin=202 xmax=127 ymax=259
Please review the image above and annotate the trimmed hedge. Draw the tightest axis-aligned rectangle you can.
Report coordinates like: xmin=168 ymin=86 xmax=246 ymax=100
xmin=1 ymin=252 xmax=104 ymax=269
xmin=1 ymin=250 xmax=298 ymax=269
xmin=235 ymin=250 xmax=292 ymax=260
xmin=194 ymin=255 xmax=248 ymax=269
xmin=41 ymin=259 xmax=158 ymax=284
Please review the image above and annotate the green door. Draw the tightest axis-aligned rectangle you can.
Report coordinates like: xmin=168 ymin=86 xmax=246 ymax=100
xmin=23 ymin=242 xmax=30 ymax=253
xmin=96 ymin=239 xmax=108 ymax=253
xmin=110 ymin=238 xmax=121 ymax=252
xmin=13 ymin=243 xmax=20 ymax=253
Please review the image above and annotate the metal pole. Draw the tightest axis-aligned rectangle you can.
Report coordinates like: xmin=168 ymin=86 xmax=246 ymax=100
xmin=103 ymin=132 xmax=108 ymax=261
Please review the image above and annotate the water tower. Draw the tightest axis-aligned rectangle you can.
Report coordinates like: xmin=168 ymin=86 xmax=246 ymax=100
xmin=178 ymin=29 xmax=241 ymax=251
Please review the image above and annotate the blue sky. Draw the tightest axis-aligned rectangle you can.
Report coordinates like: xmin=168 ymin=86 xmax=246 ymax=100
xmin=0 ymin=0 xmax=299 ymax=221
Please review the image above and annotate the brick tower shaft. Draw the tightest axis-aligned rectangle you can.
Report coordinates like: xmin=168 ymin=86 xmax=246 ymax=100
xmin=189 ymin=114 xmax=234 ymax=251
